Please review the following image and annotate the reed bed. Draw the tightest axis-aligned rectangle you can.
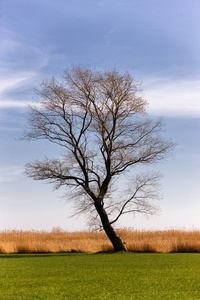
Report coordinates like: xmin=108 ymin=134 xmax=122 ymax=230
xmin=0 ymin=228 xmax=200 ymax=253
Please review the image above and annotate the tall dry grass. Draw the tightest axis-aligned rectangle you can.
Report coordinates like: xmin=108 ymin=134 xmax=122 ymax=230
xmin=0 ymin=228 xmax=200 ymax=253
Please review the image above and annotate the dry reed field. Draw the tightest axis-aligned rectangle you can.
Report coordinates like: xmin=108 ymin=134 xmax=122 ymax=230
xmin=0 ymin=228 xmax=200 ymax=253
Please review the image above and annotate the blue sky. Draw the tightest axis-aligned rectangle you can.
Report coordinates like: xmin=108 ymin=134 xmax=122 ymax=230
xmin=0 ymin=0 xmax=200 ymax=231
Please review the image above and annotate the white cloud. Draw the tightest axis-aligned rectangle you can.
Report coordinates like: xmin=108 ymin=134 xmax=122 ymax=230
xmin=0 ymin=72 xmax=35 ymax=94
xmin=144 ymin=78 xmax=200 ymax=117
xmin=0 ymin=29 xmax=49 ymax=109
xmin=0 ymin=166 xmax=24 ymax=182
xmin=0 ymin=71 xmax=36 ymax=108
xmin=0 ymin=100 xmax=28 ymax=108
xmin=0 ymin=29 xmax=49 ymax=70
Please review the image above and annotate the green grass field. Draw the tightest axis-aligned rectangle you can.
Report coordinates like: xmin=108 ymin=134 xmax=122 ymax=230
xmin=1 ymin=253 xmax=200 ymax=299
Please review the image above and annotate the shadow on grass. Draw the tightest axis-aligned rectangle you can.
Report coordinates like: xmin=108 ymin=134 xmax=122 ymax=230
xmin=0 ymin=252 xmax=84 ymax=259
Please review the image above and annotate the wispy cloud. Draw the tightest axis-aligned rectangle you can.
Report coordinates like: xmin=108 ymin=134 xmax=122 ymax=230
xmin=0 ymin=73 xmax=36 ymax=94
xmin=1 ymin=29 xmax=49 ymax=71
xmin=0 ymin=72 xmax=36 ymax=108
xmin=0 ymin=100 xmax=29 ymax=108
xmin=0 ymin=166 xmax=24 ymax=183
xmin=0 ymin=29 xmax=49 ymax=109
xmin=144 ymin=78 xmax=200 ymax=117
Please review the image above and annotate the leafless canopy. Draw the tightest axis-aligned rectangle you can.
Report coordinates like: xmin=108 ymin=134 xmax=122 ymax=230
xmin=24 ymin=66 xmax=173 ymax=249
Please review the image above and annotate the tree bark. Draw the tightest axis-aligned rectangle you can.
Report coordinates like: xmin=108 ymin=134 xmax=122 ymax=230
xmin=95 ymin=202 xmax=128 ymax=252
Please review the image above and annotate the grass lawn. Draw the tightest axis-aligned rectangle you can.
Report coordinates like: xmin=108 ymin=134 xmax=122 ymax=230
xmin=0 ymin=253 xmax=200 ymax=299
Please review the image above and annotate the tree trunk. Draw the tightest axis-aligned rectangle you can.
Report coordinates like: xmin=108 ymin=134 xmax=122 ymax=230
xmin=95 ymin=202 xmax=127 ymax=252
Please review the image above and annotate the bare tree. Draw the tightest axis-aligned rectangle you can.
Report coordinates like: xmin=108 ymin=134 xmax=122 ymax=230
xmin=24 ymin=66 xmax=174 ymax=251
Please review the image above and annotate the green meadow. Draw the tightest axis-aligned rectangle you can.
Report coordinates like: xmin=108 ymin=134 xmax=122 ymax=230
xmin=1 ymin=253 xmax=200 ymax=299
